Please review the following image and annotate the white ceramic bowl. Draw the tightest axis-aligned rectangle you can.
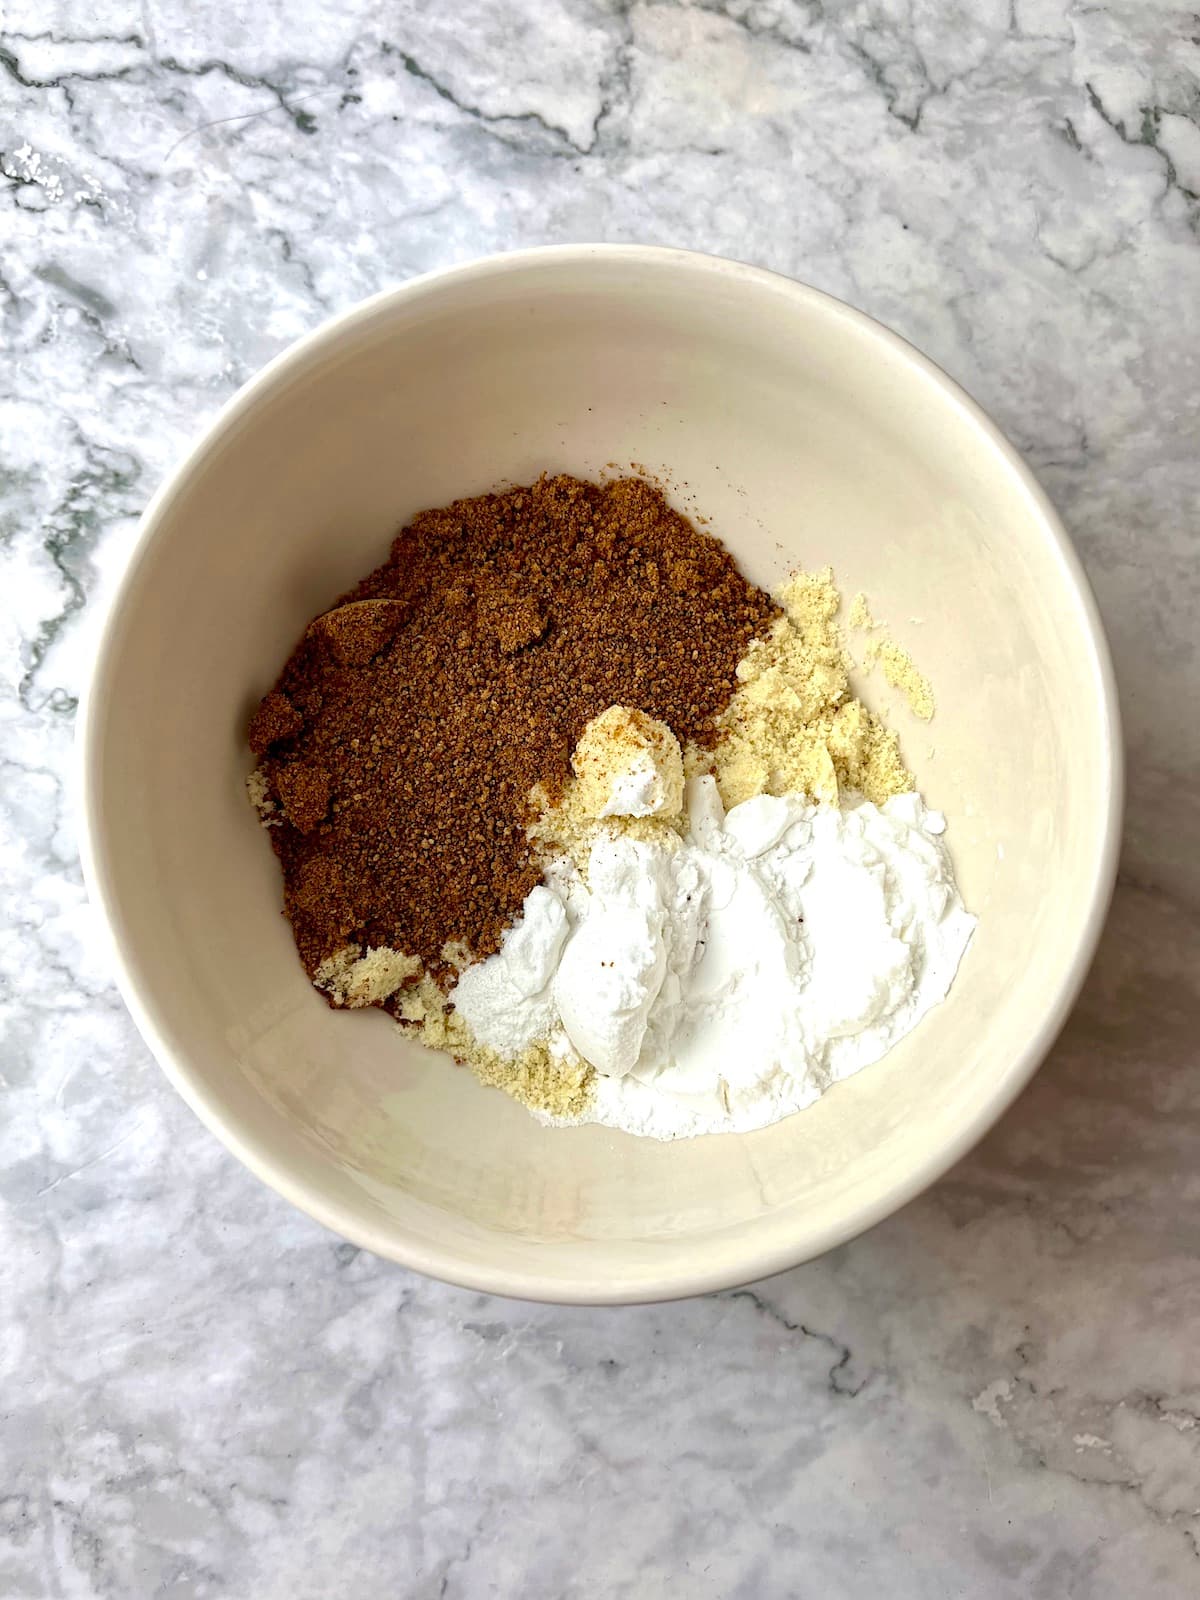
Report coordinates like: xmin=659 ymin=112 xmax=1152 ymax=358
xmin=80 ymin=246 xmax=1121 ymax=1304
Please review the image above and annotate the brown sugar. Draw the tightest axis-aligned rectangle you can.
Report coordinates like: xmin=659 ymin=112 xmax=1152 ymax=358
xmin=249 ymin=474 xmax=778 ymax=986
xmin=248 ymin=690 xmax=303 ymax=755
xmin=306 ymin=599 xmax=410 ymax=667
xmin=479 ymin=588 xmax=547 ymax=654
xmin=273 ymin=762 xmax=331 ymax=834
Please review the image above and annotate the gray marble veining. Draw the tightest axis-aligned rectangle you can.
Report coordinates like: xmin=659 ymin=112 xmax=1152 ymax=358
xmin=2 ymin=2 xmax=1199 ymax=1595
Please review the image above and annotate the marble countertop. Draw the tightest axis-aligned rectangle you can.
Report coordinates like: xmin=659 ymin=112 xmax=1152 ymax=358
xmin=4 ymin=2 xmax=1199 ymax=1594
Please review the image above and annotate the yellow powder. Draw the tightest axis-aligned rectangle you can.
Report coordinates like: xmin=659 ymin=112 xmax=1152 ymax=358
xmin=527 ymin=777 xmax=684 ymax=876
xmin=314 ymin=944 xmax=422 ymax=1007
xmin=847 ymin=590 xmax=936 ymax=721
xmin=704 ymin=568 xmax=913 ymax=808
xmin=865 ymin=637 xmax=936 ymax=721
xmin=570 ymin=704 xmax=684 ymax=819
xmin=397 ymin=974 xmax=593 ymax=1120
xmin=469 ymin=1041 xmax=593 ymax=1120
xmin=526 ymin=705 xmax=688 ymax=876
xmin=246 ymin=766 xmax=280 ymax=825
xmin=439 ymin=938 xmax=473 ymax=972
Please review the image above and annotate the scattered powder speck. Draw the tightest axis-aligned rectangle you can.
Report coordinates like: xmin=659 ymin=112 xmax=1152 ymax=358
xmin=246 ymin=766 xmax=280 ymax=825
xmin=865 ymin=637 xmax=936 ymax=722
xmin=847 ymin=589 xmax=936 ymax=722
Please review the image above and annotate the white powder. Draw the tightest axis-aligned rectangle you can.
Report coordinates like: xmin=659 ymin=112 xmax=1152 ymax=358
xmin=451 ymin=887 xmax=568 ymax=1053
xmin=570 ymin=704 xmax=685 ymax=820
xmin=450 ymin=777 xmax=976 ymax=1140
xmin=553 ymin=838 xmax=676 ymax=1076
xmin=600 ymin=751 xmax=670 ymax=818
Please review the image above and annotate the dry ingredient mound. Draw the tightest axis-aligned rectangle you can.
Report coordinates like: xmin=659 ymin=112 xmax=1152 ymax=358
xmin=247 ymin=473 xmax=937 ymax=1125
xmin=570 ymin=703 xmax=685 ymax=819
xmin=393 ymin=974 xmax=593 ymax=1120
xmin=527 ymin=706 xmax=689 ymax=875
xmin=695 ymin=569 xmax=914 ymax=809
xmin=247 ymin=474 xmax=778 ymax=992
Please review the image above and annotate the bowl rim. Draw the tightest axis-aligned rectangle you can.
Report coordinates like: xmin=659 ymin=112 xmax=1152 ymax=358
xmin=77 ymin=242 xmax=1124 ymax=1305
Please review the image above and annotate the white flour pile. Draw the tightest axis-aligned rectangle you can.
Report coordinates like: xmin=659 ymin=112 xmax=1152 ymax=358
xmin=450 ymin=717 xmax=975 ymax=1139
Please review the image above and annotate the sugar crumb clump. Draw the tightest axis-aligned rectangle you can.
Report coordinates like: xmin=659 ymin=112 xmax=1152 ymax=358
xmin=274 ymin=762 xmax=332 ymax=834
xmin=306 ymin=599 xmax=409 ymax=667
xmin=248 ymin=690 xmax=303 ymax=755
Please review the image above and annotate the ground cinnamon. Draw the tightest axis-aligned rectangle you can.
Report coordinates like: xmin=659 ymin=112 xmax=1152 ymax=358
xmin=249 ymin=474 xmax=777 ymax=987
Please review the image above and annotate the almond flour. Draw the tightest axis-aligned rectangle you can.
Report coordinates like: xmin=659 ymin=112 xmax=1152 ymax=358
xmin=848 ymin=590 xmax=936 ymax=721
xmin=395 ymin=972 xmax=594 ymax=1119
xmin=697 ymin=568 xmax=913 ymax=809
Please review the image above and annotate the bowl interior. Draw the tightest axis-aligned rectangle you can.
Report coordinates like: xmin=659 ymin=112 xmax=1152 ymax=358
xmin=83 ymin=250 xmax=1118 ymax=1300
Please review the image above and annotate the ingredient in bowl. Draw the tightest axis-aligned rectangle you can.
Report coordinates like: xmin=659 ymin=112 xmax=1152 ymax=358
xmin=452 ymin=776 xmax=974 ymax=1139
xmin=246 ymin=473 xmax=775 ymax=983
xmin=246 ymin=473 xmax=974 ymax=1139
xmin=865 ymin=638 xmax=936 ymax=722
xmin=848 ymin=589 xmax=936 ymax=721
xmin=571 ymin=703 xmax=685 ymax=820
xmin=703 ymin=569 xmax=911 ymax=808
